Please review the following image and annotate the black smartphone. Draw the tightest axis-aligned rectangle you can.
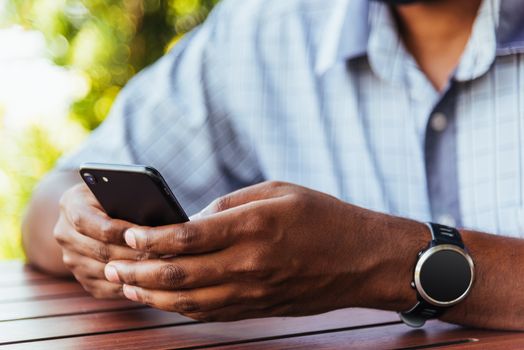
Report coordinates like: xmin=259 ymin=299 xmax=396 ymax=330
xmin=79 ymin=163 xmax=189 ymax=226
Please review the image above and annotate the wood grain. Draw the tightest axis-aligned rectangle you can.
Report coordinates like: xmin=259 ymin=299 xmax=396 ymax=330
xmin=0 ymin=295 xmax=140 ymax=321
xmin=444 ymin=335 xmax=524 ymax=349
xmin=0 ymin=262 xmax=53 ymax=286
xmin=0 ymin=308 xmax=192 ymax=345
xmin=1 ymin=261 xmax=523 ymax=350
xmin=1 ymin=309 xmax=400 ymax=349
xmin=207 ymin=320 xmax=521 ymax=350
xmin=0 ymin=281 xmax=86 ymax=303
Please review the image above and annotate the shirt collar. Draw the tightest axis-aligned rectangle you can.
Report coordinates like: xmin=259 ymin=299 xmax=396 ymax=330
xmin=497 ymin=0 xmax=524 ymax=55
xmin=315 ymin=0 xmax=524 ymax=77
xmin=315 ymin=0 xmax=369 ymax=75
xmin=454 ymin=0 xmax=498 ymax=82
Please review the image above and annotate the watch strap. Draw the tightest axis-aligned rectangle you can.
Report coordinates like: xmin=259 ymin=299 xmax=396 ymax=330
xmin=426 ymin=222 xmax=464 ymax=248
xmin=399 ymin=300 xmax=445 ymax=328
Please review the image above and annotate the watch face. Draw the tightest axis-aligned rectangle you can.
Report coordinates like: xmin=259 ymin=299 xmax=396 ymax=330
xmin=418 ymin=248 xmax=473 ymax=304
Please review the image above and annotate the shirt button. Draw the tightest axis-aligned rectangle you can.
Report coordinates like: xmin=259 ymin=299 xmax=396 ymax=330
xmin=437 ymin=214 xmax=456 ymax=227
xmin=430 ymin=112 xmax=448 ymax=132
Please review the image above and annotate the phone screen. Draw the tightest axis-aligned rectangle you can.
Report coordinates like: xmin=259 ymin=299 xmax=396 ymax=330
xmin=79 ymin=163 xmax=189 ymax=226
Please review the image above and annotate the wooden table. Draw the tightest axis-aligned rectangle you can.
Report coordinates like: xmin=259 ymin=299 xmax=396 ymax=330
xmin=0 ymin=260 xmax=520 ymax=349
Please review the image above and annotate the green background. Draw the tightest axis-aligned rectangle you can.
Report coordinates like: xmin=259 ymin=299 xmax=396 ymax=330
xmin=0 ymin=0 xmax=218 ymax=260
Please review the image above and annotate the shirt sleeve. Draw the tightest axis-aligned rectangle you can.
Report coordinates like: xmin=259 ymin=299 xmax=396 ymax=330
xmin=56 ymin=3 xmax=265 ymax=215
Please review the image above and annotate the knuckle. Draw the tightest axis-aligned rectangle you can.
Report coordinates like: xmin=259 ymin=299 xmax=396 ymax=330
xmin=91 ymin=290 xmax=107 ymax=300
xmin=141 ymin=230 xmax=153 ymax=252
xmin=99 ymin=220 xmax=116 ymax=243
xmin=70 ymin=211 xmax=83 ymax=231
xmin=265 ymin=180 xmax=288 ymax=190
xmin=136 ymin=290 xmax=152 ymax=306
xmin=175 ymin=226 xmax=195 ymax=249
xmin=289 ymin=191 xmax=310 ymax=208
xmin=241 ymin=255 xmax=261 ymax=276
xmin=123 ymin=267 xmax=137 ymax=285
xmin=213 ymin=196 xmax=231 ymax=212
xmin=96 ymin=244 xmax=111 ymax=263
xmin=249 ymin=286 xmax=271 ymax=302
xmin=116 ymin=263 xmax=136 ymax=285
xmin=53 ymin=226 xmax=66 ymax=245
xmin=240 ymin=249 xmax=270 ymax=279
xmin=174 ymin=293 xmax=200 ymax=313
xmin=245 ymin=212 xmax=266 ymax=232
xmin=159 ymin=263 xmax=186 ymax=288
xmin=62 ymin=253 xmax=75 ymax=269
xmin=135 ymin=251 xmax=152 ymax=261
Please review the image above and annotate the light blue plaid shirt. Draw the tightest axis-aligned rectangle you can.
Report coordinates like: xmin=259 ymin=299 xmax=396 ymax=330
xmin=59 ymin=0 xmax=524 ymax=237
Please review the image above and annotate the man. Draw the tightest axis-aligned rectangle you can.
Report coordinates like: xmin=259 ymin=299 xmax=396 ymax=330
xmin=22 ymin=0 xmax=524 ymax=329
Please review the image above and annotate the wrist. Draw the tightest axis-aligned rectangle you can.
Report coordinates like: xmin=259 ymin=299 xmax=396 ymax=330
xmin=349 ymin=209 xmax=431 ymax=311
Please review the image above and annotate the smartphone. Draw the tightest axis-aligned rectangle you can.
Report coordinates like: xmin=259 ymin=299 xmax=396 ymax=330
xmin=79 ymin=163 xmax=189 ymax=226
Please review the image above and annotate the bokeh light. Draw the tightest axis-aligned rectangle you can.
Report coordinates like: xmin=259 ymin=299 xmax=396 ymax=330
xmin=0 ymin=0 xmax=219 ymax=260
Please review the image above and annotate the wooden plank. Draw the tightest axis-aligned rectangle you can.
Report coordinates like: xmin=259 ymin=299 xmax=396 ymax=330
xmin=444 ymin=335 xmax=524 ymax=349
xmin=0 ymin=308 xmax=399 ymax=349
xmin=0 ymin=273 xmax=54 ymax=287
xmin=0 ymin=296 xmax=140 ymax=321
xmin=0 ymin=281 xmax=86 ymax=303
xmin=208 ymin=320 xmax=522 ymax=350
xmin=0 ymin=262 xmax=53 ymax=285
xmin=0 ymin=308 xmax=192 ymax=345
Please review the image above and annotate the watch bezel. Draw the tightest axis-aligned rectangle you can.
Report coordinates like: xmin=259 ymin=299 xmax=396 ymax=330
xmin=414 ymin=244 xmax=474 ymax=307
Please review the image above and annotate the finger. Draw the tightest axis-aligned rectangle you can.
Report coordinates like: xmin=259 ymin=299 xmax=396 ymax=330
xmin=80 ymin=278 xmax=125 ymax=300
xmin=122 ymin=283 xmax=242 ymax=313
xmin=197 ymin=181 xmax=290 ymax=217
xmin=124 ymin=208 xmax=247 ymax=255
xmin=55 ymin=218 xmax=154 ymax=263
xmin=62 ymin=249 xmax=107 ymax=280
xmin=106 ymin=254 xmax=229 ymax=290
xmin=68 ymin=208 xmax=132 ymax=245
xmin=61 ymin=185 xmax=133 ymax=244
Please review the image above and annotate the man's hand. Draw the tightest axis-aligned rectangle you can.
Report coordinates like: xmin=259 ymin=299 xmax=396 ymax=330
xmin=106 ymin=181 xmax=427 ymax=322
xmin=54 ymin=184 xmax=155 ymax=299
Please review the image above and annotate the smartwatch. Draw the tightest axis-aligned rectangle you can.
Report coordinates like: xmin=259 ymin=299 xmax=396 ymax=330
xmin=399 ymin=223 xmax=475 ymax=328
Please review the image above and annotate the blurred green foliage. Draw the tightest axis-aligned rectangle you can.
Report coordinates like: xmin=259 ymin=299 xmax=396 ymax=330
xmin=0 ymin=0 xmax=218 ymax=260
xmin=6 ymin=0 xmax=219 ymax=129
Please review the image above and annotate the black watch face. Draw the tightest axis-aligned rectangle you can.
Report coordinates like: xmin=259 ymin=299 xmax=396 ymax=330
xmin=420 ymin=249 xmax=472 ymax=303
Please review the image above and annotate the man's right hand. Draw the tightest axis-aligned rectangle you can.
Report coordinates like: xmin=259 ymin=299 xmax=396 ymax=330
xmin=53 ymin=184 xmax=153 ymax=299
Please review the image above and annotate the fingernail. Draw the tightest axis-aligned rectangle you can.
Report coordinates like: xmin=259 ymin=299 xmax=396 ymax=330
xmin=104 ymin=265 xmax=120 ymax=283
xmin=125 ymin=229 xmax=137 ymax=249
xmin=123 ymin=284 xmax=138 ymax=301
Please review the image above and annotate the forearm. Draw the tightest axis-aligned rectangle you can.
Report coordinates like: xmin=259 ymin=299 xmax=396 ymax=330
xmin=348 ymin=211 xmax=428 ymax=313
xmin=441 ymin=230 xmax=524 ymax=330
xmin=22 ymin=170 xmax=80 ymax=276
xmin=356 ymin=208 xmax=524 ymax=330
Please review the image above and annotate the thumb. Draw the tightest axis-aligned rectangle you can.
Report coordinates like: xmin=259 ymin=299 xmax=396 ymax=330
xmin=194 ymin=181 xmax=289 ymax=218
